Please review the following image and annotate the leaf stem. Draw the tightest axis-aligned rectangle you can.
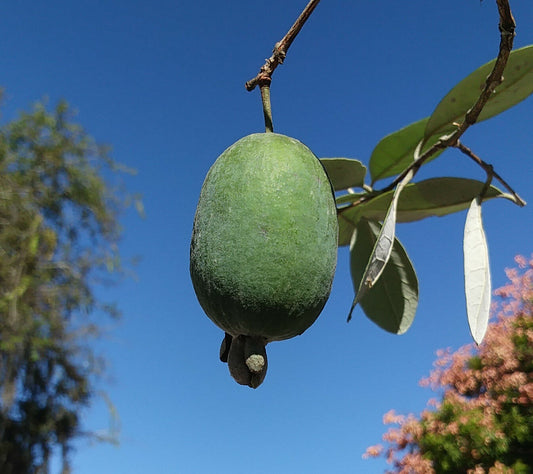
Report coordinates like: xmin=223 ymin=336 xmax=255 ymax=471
xmin=455 ymin=141 xmax=526 ymax=206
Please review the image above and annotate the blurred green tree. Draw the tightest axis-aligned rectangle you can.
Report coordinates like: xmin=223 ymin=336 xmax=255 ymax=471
xmin=364 ymin=255 xmax=533 ymax=473
xmin=0 ymin=95 xmax=139 ymax=473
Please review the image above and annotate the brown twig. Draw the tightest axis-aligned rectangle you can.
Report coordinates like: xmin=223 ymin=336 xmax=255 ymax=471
xmin=373 ymin=0 xmax=516 ymax=198
xmin=338 ymin=0 xmax=517 ymax=215
xmin=455 ymin=0 xmax=515 ymax=134
xmin=245 ymin=0 xmax=321 ymax=92
xmin=454 ymin=141 xmax=526 ymax=206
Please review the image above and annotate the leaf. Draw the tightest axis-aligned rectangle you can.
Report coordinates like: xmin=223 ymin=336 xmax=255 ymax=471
xmin=369 ymin=118 xmax=444 ymax=184
xmin=349 ymin=169 xmax=414 ymax=320
xmin=4 ymin=276 xmax=32 ymax=301
xmin=27 ymin=214 xmax=43 ymax=257
xmin=463 ymin=197 xmax=491 ymax=344
xmin=320 ymin=158 xmax=367 ymax=191
xmin=425 ymin=45 xmax=533 ymax=139
xmin=349 ymin=220 xmax=418 ymax=334
xmin=28 ymin=234 xmax=40 ymax=257
xmin=338 ymin=211 xmax=360 ymax=248
xmin=337 ymin=178 xmax=505 ymax=246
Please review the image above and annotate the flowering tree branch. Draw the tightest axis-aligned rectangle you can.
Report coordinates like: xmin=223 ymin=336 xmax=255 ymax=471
xmin=364 ymin=255 xmax=533 ymax=470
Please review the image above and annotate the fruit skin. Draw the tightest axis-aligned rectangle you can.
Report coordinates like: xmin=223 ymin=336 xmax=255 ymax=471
xmin=190 ymin=133 xmax=338 ymax=343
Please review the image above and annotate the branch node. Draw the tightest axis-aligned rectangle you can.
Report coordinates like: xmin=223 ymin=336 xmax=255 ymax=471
xmin=376 ymin=0 xmax=517 ymax=197
xmin=245 ymin=0 xmax=321 ymax=91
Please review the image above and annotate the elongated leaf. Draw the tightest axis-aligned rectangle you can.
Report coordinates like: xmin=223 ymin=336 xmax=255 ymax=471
xmin=425 ymin=45 xmax=533 ymax=139
xmin=337 ymin=178 xmax=505 ymax=246
xmin=463 ymin=197 xmax=491 ymax=344
xmin=349 ymin=171 xmax=412 ymax=312
xmin=369 ymin=118 xmax=444 ymax=184
xmin=320 ymin=158 xmax=367 ymax=191
xmin=349 ymin=220 xmax=418 ymax=334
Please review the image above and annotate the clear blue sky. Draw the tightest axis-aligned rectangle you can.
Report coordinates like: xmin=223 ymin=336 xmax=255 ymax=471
xmin=1 ymin=1 xmax=532 ymax=472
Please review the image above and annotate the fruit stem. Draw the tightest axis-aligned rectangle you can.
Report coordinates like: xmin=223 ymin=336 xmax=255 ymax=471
xmin=261 ymin=84 xmax=274 ymax=133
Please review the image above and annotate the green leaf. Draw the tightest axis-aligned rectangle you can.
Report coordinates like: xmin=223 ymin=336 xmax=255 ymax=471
xmin=27 ymin=214 xmax=42 ymax=257
xmin=425 ymin=45 xmax=533 ymax=139
xmin=336 ymin=178 xmax=505 ymax=246
xmin=349 ymin=220 xmax=418 ymax=334
xmin=338 ymin=211 xmax=359 ymax=247
xmin=336 ymin=189 xmax=374 ymax=246
xmin=369 ymin=118 xmax=445 ymax=184
xmin=463 ymin=197 xmax=491 ymax=345
xmin=28 ymin=234 xmax=39 ymax=257
xmin=346 ymin=178 xmax=505 ymax=228
xmin=3 ymin=276 xmax=32 ymax=301
xmin=349 ymin=170 xmax=413 ymax=315
xmin=320 ymin=158 xmax=366 ymax=191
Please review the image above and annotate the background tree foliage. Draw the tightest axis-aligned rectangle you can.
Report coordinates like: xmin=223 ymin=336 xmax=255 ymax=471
xmin=364 ymin=255 xmax=533 ymax=473
xmin=0 ymin=95 xmax=137 ymax=473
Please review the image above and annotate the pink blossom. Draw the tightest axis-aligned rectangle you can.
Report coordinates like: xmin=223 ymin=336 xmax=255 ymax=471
xmin=362 ymin=444 xmax=383 ymax=459
xmin=383 ymin=409 xmax=405 ymax=425
xmin=514 ymin=254 xmax=527 ymax=268
xmin=364 ymin=255 xmax=533 ymax=471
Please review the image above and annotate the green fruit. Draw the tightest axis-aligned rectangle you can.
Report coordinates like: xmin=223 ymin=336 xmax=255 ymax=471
xmin=190 ymin=133 xmax=338 ymax=385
